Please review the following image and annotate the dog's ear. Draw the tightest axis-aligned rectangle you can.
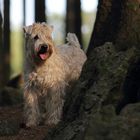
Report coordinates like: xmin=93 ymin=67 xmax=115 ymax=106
xmin=23 ymin=25 xmax=33 ymax=33
xmin=23 ymin=25 xmax=32 ymax=37
xmin=23 ymin=26 xmax=28 ymax=34
xmin=23 ymin=26 xmax=29 ymax=39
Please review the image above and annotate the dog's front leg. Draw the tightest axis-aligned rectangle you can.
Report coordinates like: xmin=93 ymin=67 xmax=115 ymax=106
xmin=45 ymin=84 xmax=65 ymax=126
xmin=24 ymin=89 xmax=40 ymax=127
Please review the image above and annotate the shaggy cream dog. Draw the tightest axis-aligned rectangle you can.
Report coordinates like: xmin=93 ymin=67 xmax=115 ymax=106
xmin=23 ymin=23 xmax=87 ymax=127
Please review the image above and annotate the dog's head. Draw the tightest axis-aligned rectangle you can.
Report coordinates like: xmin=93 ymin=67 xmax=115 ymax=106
xmin=23 ymin=23 xmax=54 ymax=64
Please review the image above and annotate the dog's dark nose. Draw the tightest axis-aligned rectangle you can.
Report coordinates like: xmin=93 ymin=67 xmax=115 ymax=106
xmin=39 ymin=45 xmax=48 ymax=53
xmin=41 ymin=45 xmax=48 ymax=49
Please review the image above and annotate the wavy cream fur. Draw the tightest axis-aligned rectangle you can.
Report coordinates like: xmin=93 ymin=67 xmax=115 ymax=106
xmin=23 ymin=23 xmax=87 ymax=127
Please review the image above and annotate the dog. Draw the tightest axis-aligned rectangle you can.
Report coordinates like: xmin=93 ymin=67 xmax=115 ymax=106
xmin=23 ymin=22 xmax=87 ymax=127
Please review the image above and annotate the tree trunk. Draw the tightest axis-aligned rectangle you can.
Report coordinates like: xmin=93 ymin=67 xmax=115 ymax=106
xmin=87 ymin=0 xmax=140 ymax=55
xmin=45 ymin=0 xmax=140 ymax=139
xmin=23 ymin=0 xmax=26 ymax=25
xmin=66 ymin=0 xmax=82 ymax=47
xmin=115 ymin=0 xmax=140 ymax=50
xmin=35 ymin=0 xmax=46 ymax=22
xmin=2 ymin=0 xmax=10 ymax=86
xmin=87 ymin=0 xmax=124 ymax=55
xmin=0 ymin=11 xmax=3 ymax=88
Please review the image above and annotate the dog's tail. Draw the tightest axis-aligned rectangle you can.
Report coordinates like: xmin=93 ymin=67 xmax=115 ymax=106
xmin=66 ymin=33 xmax=81 ymax=48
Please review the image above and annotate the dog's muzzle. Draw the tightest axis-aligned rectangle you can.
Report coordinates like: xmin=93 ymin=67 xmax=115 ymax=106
xmin=37 ymin=45 xmax=48 ymax=60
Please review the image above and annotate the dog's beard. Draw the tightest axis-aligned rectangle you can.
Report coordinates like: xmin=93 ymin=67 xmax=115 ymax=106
xmin=36 ymin=45 xmax=49 ymax=60
xmin=33 ymin=44 xmax=53 ymax=64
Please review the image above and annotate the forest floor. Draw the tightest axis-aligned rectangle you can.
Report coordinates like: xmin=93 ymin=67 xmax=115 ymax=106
xmin=0 ymin=105 xmax=48 ymax=140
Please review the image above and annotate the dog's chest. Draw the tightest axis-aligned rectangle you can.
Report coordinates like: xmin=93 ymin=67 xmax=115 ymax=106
xmin=34 ymin=69 xmax=59 ymax=87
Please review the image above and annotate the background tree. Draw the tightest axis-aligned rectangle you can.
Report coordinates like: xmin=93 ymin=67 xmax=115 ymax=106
xmin=2 ymin=0 xmax=10 ymax=86
xmin=35 ymin=0 xmax=46 ymax=22
xmin=23 ymin=0 xmax=26 ymax=26
xmin=66 ymin=0 xmax=82 ymax=46
xmin=0 ymin=11 xmax=3 ymax=88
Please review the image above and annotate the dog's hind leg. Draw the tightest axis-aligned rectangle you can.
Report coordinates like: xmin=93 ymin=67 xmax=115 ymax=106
xmin=45 ymin=84 xmax=65 ymax=126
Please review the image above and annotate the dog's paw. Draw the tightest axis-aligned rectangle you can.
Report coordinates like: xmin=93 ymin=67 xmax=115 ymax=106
xmin=25 ymin=122 xmax=38 ymax=129
xmin=45 ymin=118 xmax=60 ymax=127
xmin=20 ymin=122 xmax=33 ymax=129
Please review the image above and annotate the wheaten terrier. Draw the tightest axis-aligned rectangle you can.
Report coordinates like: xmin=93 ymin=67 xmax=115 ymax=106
xmin=23 ymin=23 xmax=87 ymax=127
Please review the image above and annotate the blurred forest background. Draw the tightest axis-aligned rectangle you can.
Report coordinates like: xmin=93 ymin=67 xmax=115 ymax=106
xmin=0 ymin=0 xmax=97 ymax=87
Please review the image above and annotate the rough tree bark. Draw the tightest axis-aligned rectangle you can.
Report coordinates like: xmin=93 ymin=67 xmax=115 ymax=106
xmin=45 ymin=0 xmax=140 ymax=139
xmin=66 ymin=0 xmax=82 ymax=46
xmin=35 ymin=0 xmax=46 ymax=22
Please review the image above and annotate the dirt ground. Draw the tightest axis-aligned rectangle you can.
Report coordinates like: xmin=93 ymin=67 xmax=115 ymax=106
xmin=0 ymin=105 xmax=48 ymax=140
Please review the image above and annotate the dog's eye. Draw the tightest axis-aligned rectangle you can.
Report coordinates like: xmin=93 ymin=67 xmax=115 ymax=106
xmin=34 ymin=35 xmax=39 ymax=40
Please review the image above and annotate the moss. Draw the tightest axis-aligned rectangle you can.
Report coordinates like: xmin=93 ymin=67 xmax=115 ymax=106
xmin=84 ymin=104 xmax=140 ymax=140
xmin=81 ymin=43 xmax=137 ymax=111
xmin=0 ymin=119 xmax=20 ymax=136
